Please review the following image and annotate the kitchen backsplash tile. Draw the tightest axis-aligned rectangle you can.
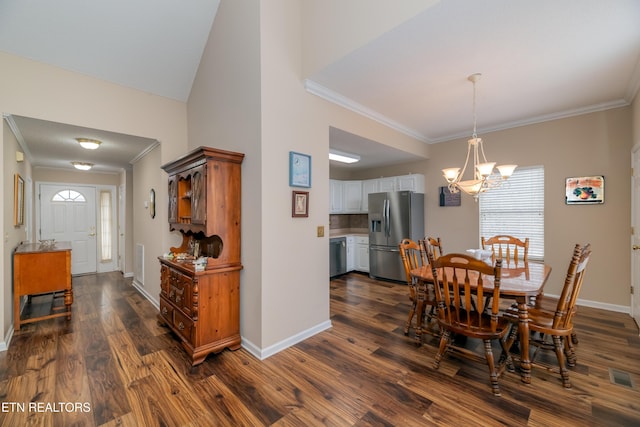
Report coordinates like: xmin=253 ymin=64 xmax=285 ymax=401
xmin=330 ymin=214 xmax=367 ymax=230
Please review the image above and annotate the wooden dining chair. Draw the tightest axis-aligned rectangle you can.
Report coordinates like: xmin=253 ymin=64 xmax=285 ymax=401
xmin=504 ymin=243 xmax=591 ymax=388
xmin=422 ymin=236 xmax=444 ymax=261
xmin=419 ymin=237 xmax=444 ymax=329
xmin=427 ymin=252 xmax=514 ymax=396
xmin=481 ymin=235 xmax=529 ymax=265
xmin=399 ymin=238 xmax=427 ymax=335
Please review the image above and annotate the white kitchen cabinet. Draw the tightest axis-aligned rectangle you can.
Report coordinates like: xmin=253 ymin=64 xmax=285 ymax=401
xmin=378 ymin=177 xmax=397 ymax=192
xmin=355 ymin=236 xmax=369 ymax=272
xmin=330 ymin=180 xmax=344 ymax=213
xmin=346 ymin=236 xmax=355 ymax=271
xmin=343 ymin=181 xmax=363 ymax=213
xmin=396 ymin=174 xmax=425 ymax=193
xmin=331 ymin=174 xmax=425 ymax=214
xmin=361 ymin=179 xmax=379 ymax=212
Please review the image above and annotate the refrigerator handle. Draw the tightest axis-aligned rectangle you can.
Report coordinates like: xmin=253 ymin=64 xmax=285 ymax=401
xmin=384 ymin=199 xmax=390 ymax=237
xmin=382 ymin=199 xmax=386 ymax=236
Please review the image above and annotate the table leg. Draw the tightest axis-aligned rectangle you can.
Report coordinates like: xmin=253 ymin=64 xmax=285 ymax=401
xmin=517 ymin=298 xmax=531 ymax=384
xmin=64 ymin=288 xmax=73 ymax=320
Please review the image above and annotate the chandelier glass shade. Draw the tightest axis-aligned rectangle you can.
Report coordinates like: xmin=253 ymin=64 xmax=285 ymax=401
xmin=442 ymin=74 xmax=516 ymax=200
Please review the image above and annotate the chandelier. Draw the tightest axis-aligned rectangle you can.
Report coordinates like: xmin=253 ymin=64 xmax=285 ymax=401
xmin=442 ymin=73 xmax=516 ymax=200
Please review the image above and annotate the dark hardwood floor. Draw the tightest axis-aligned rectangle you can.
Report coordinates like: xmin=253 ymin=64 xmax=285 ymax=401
xmin=1 ymin=271 xmax=639 ymax=426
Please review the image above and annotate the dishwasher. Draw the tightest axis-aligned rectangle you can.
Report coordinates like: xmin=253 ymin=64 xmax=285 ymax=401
xmin=329 ymin=237 xmax=347 ymax=277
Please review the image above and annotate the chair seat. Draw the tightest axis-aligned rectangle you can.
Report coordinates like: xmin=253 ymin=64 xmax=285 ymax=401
xmin=441 ymin=311 xmax=512 ymax=340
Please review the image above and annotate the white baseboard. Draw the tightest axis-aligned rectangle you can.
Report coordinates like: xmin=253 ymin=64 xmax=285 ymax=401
xmin=123 ymin=271 xmax=134 ymax=278
xmin=131 ymin=279 xmax=159 ymax=309
xmin=543 ymin=293 xmax=630 ymax=314
xmin=241 ymin=320 xmax=333 ymax=360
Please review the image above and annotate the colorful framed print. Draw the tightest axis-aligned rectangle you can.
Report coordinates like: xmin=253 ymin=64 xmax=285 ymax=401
xmin=565 ymin=175 xmax=604 ymax=204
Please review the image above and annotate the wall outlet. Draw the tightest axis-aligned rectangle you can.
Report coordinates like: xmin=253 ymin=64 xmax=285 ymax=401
xmin=317 ymin=226 xmax=324 ymax=237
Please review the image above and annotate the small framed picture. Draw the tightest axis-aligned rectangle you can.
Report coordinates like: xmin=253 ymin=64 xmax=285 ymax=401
xmin=439 ymin=186 xmax=461 ymax=207
xmin=292 ymin=191 xmax=309 ymax=217
xmin=565 ymin=175 xmax=604 ymax=204
xmin=289 ymin=151 xmax=311 ymax=188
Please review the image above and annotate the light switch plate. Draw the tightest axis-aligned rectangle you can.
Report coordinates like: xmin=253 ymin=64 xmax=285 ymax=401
xmin=317 ymin=226 xmax=324 ymax=237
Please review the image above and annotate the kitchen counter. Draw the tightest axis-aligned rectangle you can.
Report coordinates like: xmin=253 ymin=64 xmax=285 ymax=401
xmin=330 ymin=229 xmax=368 ymax=238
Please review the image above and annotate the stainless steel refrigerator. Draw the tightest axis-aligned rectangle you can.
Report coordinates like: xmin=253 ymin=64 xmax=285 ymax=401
xmin=369 ymin=191 xmax=424 ymax=282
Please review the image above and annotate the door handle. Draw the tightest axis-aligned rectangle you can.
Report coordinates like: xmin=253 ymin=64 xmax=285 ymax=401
xmin=88 ymin=233 xmax=96 ymax=237
xmin=633 ymin=245 xmax=640 ymax=250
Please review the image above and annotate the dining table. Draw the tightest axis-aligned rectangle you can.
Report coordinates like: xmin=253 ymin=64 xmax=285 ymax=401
xmin=410 ymin=259 xmax=552 ymax=384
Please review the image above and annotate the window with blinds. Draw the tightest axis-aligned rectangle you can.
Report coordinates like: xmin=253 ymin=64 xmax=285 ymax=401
xmin=479 ymin=166 xmax=544 ymax=261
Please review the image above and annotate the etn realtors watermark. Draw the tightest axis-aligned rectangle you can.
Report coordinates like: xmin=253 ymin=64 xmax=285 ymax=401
xmin=2 ymin=401 xmax=91 ymax=413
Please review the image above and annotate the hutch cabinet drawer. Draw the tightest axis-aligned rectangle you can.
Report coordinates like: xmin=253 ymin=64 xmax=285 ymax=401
xmin=172 ymin=308 xmax=194 ymax=343
xmin=160 ymin=265 xmax=171 ymax=297
xmin=168 ymin=270 xmax=193 ymax=315
xmin=159 ymin=297 xmax=174 ymax=324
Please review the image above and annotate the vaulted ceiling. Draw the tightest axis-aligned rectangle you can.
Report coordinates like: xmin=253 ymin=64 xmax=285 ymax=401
xmin=2 ymin=0 xmax=639 ymax=171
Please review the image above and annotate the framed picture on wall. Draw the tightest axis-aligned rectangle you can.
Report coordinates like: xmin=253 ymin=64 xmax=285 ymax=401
xmin=289 ymin=151 xmax=311 ymax=188
xmin=565 ymin=175 xmax=604 ymax=204
xmin=292 ymin=190 xmax=309 ymax=217
xmin=14 ymin=173 xmax=24 ymax=226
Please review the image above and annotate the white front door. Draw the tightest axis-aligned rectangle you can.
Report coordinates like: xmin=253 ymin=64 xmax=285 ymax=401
xmin=631 ymin=145 xmax=640 ymax=330
xmin=39 ymin=184 xmax=97 ymax=275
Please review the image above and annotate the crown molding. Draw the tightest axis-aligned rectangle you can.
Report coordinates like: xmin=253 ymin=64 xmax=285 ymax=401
xmin=304 ymin=80 xmax=631 ymax=146
xmin=429 ymin=99 xmax=630 ymax=144
xmin=3 ymin=114 xmax=33 ymax=161
xmin=304 ymin=79 xmax=430 ymax=143
xmin=129 ymin=140 xmax=160 ymax=164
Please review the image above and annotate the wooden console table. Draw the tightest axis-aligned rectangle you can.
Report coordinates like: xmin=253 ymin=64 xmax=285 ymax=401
xmin=13 ymin=241 xmax=73 ymax=331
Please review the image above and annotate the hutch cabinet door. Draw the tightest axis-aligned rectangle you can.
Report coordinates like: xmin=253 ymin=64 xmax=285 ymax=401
xmin=168 ymin=175 xmax=178 ymax=224
xmin=190 ymin=164 xmax=207 ymax=226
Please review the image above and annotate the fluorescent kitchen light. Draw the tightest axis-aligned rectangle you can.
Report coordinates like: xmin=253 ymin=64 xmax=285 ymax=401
xmin=329 ymin=150 xmax=360 ymax=164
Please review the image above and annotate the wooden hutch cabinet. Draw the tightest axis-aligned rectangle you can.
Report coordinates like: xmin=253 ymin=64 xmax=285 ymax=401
xmin=159 ymin=146 xmax=244 ymax=365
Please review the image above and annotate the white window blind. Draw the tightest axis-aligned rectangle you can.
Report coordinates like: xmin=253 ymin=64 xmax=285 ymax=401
xmin=479 ymin=166 xmax=544 ymax=261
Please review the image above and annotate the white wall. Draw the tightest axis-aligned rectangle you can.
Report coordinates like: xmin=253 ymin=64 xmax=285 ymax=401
xmin=132 ymin=145 xmax=170 ymax=302
xmin=2 ymin=121 xmax=29 ymax=346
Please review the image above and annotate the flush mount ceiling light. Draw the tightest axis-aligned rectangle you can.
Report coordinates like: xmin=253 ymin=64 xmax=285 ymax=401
xmin=329 ymin=149 xmax=360 ymax=164
xmin=72 ymin=162 xmax=93 ymax=170
xmin=442 ymin=73 xmax=516 ymax=201
xmin=76 ymin=138 xmax=102 ymax=150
